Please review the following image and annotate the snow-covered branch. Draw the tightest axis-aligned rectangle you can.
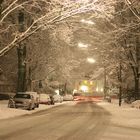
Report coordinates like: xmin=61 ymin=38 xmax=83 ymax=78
xmin=0 ymin=0 xmax=115 ymax=57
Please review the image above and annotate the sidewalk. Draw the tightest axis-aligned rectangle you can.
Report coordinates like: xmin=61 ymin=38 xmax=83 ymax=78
xmin=0 ymin=100 xmax=71 ymax=120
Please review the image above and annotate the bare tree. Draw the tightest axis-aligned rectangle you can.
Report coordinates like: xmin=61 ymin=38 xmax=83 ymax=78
xmin=0 ymin=0 xmax=115 ymax=57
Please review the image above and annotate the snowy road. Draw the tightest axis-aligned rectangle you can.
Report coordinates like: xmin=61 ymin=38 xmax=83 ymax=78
xmin=0 ymin=101 xmax=140 ymax=140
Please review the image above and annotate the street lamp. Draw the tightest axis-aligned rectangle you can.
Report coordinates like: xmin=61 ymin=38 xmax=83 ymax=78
xmin=87 ymin=57 xmax=96 ymax=64
xmin=80 ymin=19 xmax=95 ymax=25
xmin=78 ymin=42 xmax=88 ymax=48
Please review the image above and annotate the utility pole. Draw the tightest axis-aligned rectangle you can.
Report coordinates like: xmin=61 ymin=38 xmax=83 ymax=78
xmin=17 ymin=10 xmax=26 ymax=92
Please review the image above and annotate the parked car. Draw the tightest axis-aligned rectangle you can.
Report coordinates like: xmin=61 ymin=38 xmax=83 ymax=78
xmin=53 ymin=94 xmax=63 ymax=103
xmin=39 ymin=94 xmax=51 ymax=105
xmin=63 ymin=94 xmax=73 ymax=101
xmin=13 ymin=93 xmax=36 ymax=110
xmin=104 ymin=96 xmax=111 ymax=103
xmin=18 ymin=92 xmax=39 ymax=108
xmin=73 ymin=93 xmax=82 ymax=101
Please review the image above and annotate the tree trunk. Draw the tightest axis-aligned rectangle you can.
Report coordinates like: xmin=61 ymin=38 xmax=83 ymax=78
xmin=17 ymin=10 xmax=27 ymax=92
xmin=104 ymin=66 xmax=107 ymax=98
xmin=119 ymin=62 xmax=122 ymax=106
xmin=135 ymin=36 xmax=140 ymax=99
xmin=17 ymin=44 xmax=26 ymax=92
xmin=134 ymin=76 xmax=139 ymax=100
xmin=26 ymin=67 xmax=32 ymax=91
xmin=64 ymin=82 xmax=67 ymax=95
xmin=0 ymin=0 xmax=3 ymax=17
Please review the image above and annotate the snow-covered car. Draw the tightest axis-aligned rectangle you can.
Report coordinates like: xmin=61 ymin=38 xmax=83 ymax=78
xmin=13 ymin=94 xmax=36 ymax=110
xmin=18 ymin=92 xmax=39 ymax=108
xmin=53 ymin=94 xmax=63 ymax=103
xmin=104 ymin=96 xmax=111 ymax=103
xmin=39 ymin=94 xmax=51 ymax=105
xmin=63 ymin=94 xmax=73 ymax=101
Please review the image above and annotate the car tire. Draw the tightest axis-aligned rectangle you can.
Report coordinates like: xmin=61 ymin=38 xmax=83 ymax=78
xmin=36 ymin=103 xmax=39 ymax=108
xmin=8 ymin=102 xmax=10 ymax=108
xmin=8 ymin=104 xmax=12 ymax=108
xmin=32 ymin=103 xmax=36 ymax=110
xmin=28 ymin=104 xmax=32 ymax=111
xmin=8 ymin=101 xmax=14 ymax=108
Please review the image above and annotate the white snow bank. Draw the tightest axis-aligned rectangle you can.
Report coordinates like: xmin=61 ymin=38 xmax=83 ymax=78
xmin=131 ymin=100 xmax=140 ymax=109
xmin=96 ymin=102 xmax=110 ymax=105
xmin=97 ymin=99 xmax=140 ymax=129
xmin=0 ymin=100 xmax=69 ymax=120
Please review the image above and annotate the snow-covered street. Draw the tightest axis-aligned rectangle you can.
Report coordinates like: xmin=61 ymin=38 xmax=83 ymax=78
xmin=0 ymin=100 xmax=140 ymax=140
xmin=1 ymin=99 xmax=140 ymax=126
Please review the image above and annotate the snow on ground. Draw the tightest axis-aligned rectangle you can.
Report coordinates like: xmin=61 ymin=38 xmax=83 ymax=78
xmin=0 ymin=100 xmax=73 ymax=120
xmin=97 ymin=99 xmax=140 ymax=129
xmin=1 ymin=98 xmax=140 ymax=129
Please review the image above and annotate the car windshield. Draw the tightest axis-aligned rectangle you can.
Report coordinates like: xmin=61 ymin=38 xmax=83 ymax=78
xmin=14 ymin=94 xmax=31 ymax=99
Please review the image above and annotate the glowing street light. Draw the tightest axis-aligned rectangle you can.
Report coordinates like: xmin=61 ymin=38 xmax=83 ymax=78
xmin=78 ymin=42 xmax=88 ymax=48
xmin=96 ymin=87 xmax=99 ymax=92
xmin=87 ymin=58 xmax=96 ymax=63
xmin=80 ymin=19 xmax=95 ymax=25
xmin=80 ymin=85 xmax=89 ymax=92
